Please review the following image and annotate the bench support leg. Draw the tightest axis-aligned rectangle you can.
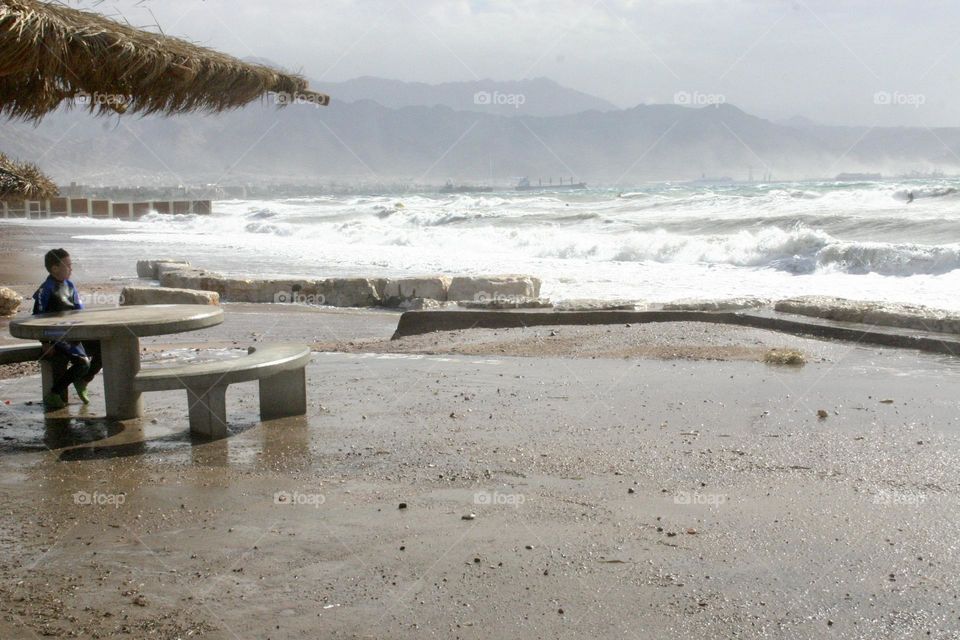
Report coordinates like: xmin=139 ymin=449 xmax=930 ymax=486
xmin=186 ymin=385 xmax=228 ymax=439
xmin=259 ymin=368 xmax=307 ymax=420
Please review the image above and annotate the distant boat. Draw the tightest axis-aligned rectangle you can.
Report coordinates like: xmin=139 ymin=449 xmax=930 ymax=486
xmin=440 ymin=181 xmax=493 ymax=194
xmin=516 ymin=177 xmax=586 ymax=191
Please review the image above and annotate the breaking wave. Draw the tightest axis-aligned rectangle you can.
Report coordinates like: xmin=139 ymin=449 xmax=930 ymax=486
xmin=540 ymin=227 xmax=960 ymax=276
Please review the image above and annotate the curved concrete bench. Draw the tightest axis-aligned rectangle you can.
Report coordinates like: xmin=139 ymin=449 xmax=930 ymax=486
xmin=0 ymin=343 xmax=42 ymax=365
xmin=134 ymin=344 xmax=311 ymax=438
xmin=0 ymin=342 xmax=71 ymax=402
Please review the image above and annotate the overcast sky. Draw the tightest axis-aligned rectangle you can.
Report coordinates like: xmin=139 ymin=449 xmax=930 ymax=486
xmin=83 ymin=0 xmax=960 ymax=126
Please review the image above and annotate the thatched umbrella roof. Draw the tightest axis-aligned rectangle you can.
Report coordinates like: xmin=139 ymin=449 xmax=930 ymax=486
xmin=0 ymin=0 xmax=329 ymax=121
xmin=0 ymin=151 xmax=56 ymax=199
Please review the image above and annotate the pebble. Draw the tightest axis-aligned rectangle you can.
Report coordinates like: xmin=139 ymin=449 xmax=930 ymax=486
xmin=462 ymin=513 xmax=476 ymax=520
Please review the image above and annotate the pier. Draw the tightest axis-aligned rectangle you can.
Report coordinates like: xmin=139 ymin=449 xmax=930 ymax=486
xmin=0 ymin=197 xmax=212 ymax=219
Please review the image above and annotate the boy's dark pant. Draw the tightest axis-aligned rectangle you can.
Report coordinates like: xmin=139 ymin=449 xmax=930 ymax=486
xmin=42 ymin=341 xmax=102 ymax=398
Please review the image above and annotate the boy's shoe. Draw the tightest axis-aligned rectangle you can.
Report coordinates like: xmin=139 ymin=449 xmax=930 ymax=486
xmin=74 ymin=382 xmax=91 ymax=405
xmin=44 ymin=393 xmax=66 ymax=410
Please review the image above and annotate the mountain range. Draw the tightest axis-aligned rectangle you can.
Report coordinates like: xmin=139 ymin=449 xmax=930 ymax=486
xmin=2 ymin=75 xmax=959 ymax=187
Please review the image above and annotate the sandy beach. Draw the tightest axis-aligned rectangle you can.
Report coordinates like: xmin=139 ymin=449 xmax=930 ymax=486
xmin=1 ymin=228 xmax=960 ymax=639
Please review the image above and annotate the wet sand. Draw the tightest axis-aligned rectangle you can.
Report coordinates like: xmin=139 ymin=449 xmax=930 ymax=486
xmin=2 ymin=225 xmax=960 ymax=638
xmin=0 ymin=300 xmax=959 ymax=638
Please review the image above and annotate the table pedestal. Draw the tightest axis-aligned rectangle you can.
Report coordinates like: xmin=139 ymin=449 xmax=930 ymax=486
xmin=101 ymin=335 xmax=143 ymax=420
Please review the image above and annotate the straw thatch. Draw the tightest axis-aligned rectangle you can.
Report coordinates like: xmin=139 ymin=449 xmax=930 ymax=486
xmin=0 ymin=0 xmax=329 ymax=121
xmin=0 ymin=151 xmax=56 ymax=199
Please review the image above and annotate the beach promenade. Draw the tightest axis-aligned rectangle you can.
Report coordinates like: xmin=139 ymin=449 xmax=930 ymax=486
xmin=1 ymin=298 xmax=959 ymax=639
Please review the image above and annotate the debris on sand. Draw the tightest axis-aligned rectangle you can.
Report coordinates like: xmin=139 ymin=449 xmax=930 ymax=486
xmin=763 ymin=349 xmax=806 ymax=365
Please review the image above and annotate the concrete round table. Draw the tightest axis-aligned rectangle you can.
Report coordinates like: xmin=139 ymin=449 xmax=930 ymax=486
xmin=10 ymin=304 xmax=223 ymax=420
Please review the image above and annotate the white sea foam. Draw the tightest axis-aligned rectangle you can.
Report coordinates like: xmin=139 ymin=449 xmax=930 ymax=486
xmin=11 ymin=179 xmax=960 ymax=311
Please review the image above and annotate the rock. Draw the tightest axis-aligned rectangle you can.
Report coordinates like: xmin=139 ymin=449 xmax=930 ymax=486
xmin=0 ymin=287 xmax=22 ymax=316
xmin=121 ymin=286 xmax=219 ymax=306
xmin=136 ymin=259 xmax=190 ymax=279
xmin=817 ymin=409 xmax=829 ymax=419
xmin=448 ymin=275 xmax=542 ymax=302
xmin=462 ymin=513 xmax=476 ymax=520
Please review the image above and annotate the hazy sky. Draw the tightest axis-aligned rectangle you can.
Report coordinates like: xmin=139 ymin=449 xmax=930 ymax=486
xmin=83 ymin=0 xmax=960 ymax=126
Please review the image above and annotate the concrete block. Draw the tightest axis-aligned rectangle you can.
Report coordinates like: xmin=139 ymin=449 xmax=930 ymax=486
xmin=447 ymin=275 xmax=542 ymax=302
xmin=159 ymin=269 xmax=225 ymax=295
xmin=120 ymin=286 xmax=219 ymax=306
xmin=382 ymin=276 xmax=451 ymax=303
xmin=315 ymin=278 xmax=381 ymax=307
xmin=137 ymin=259 xmax=191 ymax=279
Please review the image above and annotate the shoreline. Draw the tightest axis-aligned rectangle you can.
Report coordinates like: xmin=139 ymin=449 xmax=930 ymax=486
xmin=4 ymin=217 xmax=960 ymax=313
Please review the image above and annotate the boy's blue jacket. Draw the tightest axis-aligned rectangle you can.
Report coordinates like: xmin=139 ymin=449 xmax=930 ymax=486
xmin=32 ymin=275 xmax=87 ymax=358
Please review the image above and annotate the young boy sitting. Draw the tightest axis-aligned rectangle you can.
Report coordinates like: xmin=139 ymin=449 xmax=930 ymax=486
xmin=32 ymin=248 xmax=102 ymax=409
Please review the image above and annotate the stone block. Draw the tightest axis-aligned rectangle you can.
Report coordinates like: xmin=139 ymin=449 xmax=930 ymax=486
xmin=382 ymin=276 xmax=451 ymax=303
xmin=447 ymin=275 xmax=541 ymax=302
xmin=120 ymin=286 xmax=219 ymax=306
xmin=137 ymin=259 xmax=191 ymax=279
xmin=315 ymin=278 xmax=381 ymax=307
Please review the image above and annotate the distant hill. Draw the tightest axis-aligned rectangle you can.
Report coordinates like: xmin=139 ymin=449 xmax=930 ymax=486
xmin=308 ymin=76 xmax=620 ymax=118
xmin=3 ymin=95 xmax=960 ymax=187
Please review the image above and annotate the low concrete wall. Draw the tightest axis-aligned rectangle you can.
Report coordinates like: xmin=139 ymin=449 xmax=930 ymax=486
xmin=775 ymin=296 xmax=960 ymax=335
xmin=391 ymin=309 xmax=960 ymax=357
